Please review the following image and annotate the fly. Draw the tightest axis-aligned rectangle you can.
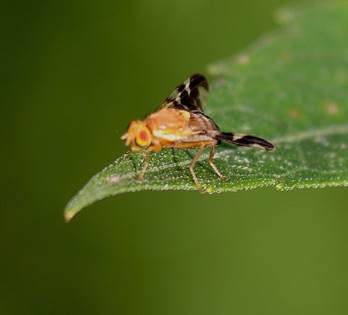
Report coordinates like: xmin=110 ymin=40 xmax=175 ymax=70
xmin=121 ymin=74 xmax=275 ymax=191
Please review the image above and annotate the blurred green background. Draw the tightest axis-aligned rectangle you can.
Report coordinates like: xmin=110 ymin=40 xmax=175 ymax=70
xmin=2 ymin=0 xmax=348 ymax=314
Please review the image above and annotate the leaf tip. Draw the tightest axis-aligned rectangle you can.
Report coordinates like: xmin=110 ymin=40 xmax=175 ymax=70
xmin=64 ymin=208 xmax=76 ymax=223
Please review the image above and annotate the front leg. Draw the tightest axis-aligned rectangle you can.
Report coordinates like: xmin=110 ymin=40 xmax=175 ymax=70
xmin=137 ymin=151 xmax=151 ymax=181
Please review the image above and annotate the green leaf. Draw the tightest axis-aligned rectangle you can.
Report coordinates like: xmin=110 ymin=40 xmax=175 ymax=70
xmin=64 ymin=1 xmax=348 ymax=222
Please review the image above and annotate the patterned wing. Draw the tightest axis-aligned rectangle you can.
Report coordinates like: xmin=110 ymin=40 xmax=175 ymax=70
xmin=161 ymin=74 xmax=209 ymax=112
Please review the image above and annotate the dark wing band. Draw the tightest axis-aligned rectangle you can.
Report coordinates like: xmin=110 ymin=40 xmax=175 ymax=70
xmin=216 ymin=132 xmax=275 ymax=151
xmin=161 ymin=73 xmax=209 ymax=112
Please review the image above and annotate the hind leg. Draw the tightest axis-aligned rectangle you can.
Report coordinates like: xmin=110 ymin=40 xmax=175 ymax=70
xmin=208 ymin=144 xmax=228 ymax=180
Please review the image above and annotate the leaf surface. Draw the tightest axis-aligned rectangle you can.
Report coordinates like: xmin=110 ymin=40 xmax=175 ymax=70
xmin=65 ymin=2 xmax=348 ymax=221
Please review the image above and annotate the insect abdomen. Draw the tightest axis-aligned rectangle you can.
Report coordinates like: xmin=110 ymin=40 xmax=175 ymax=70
xmin=188 ymin=111 xmax=220 ymax=135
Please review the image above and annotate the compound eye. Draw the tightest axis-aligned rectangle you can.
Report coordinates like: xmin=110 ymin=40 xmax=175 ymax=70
xmin=135 ymin=129 xmax=151 ymax=148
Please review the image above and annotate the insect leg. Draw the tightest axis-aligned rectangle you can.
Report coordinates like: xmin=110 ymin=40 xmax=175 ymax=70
xmin=208 ymin=144 xmax=228 ymax=180
xmin=137 ymin=151 xmax=151 ymax=181
xmin=189 ymin=145 xmax=206 ymax=192
xmin=123 ymin=151 xmax=132 ymax=159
